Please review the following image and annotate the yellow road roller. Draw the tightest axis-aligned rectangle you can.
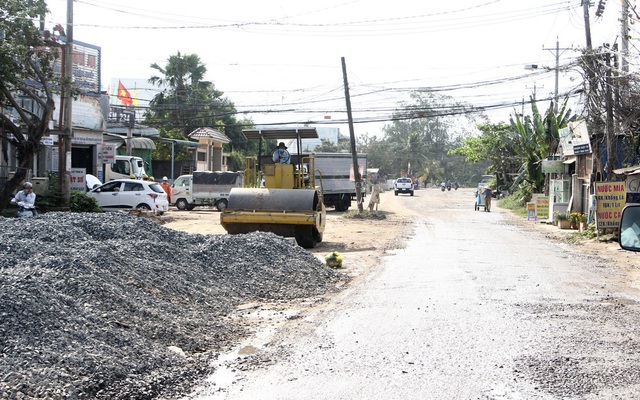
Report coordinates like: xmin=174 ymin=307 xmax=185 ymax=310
xmin=220 ymin=128 xmax=326 ymax=248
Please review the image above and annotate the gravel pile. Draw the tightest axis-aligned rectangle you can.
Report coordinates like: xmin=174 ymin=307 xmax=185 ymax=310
xmin=0 ymin=212 xmax=344 ymax=399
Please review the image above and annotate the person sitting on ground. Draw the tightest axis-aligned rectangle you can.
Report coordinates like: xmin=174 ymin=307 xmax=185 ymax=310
xmin=272 ymin=142 xmax=291 ymax=164
xmin=11 ymin=182 xmax=36 ymax=216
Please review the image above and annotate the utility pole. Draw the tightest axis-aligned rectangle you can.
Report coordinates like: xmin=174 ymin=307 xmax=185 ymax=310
xmin=621 ymin=0 xmax=630 ymax=74
xmin=604 ymin=46 xmax=615 ymax=179
xmin=60 ymin=0 xmax=73 ymax=208
xmin=583 ymin=1 xmax=593 ymax=49
xmin=341 ymin=57 xmax=363 ymax=213
xmin=542 ymin=38 xmax=572 ymax=113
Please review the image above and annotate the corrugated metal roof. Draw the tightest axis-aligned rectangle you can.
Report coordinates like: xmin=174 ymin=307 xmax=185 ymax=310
xmin=188 ymin=127 xmax=231 ymax=143
xmin=242 ymin=127 xmax=319 ymax=140
xmin=103 ymin=133 xmax=156 ymax=150
xmin=155 ymin=137 xmax=200 ymax=148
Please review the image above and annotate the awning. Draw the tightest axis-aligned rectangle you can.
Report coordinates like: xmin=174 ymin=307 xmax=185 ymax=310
xmin=103 ymin=133 xmax=156 ymax=150
xmin=155 ymin=137 xmax=200 ymax=148
xmin=106 ymin=124 xmax=160 ymax=138
xmin=614 ymin=165 xmax=640 ymax=175
xmin=242 ymin=127 xmax=319 ymax=140
xmin=562 ymin=156 xmax=576 ymax=164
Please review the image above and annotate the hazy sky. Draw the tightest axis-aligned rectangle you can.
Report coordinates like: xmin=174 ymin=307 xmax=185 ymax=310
xmin=44 ymin=0 xmax=630 ymax=136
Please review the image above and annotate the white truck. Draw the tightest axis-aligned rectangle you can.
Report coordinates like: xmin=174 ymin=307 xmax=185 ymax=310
xmin=394 ymin=177 xmax=414 ymax=196
xmin=313 ymin=152 xmax=367 ymax=211
xmin=171 ymin=171 xmax=244 ymax=211
xmin=104 ymin=155 xmax=147 ymax=181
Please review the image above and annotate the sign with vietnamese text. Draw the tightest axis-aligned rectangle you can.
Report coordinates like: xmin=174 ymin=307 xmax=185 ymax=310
xmin=595 ymin=181 xmax=626 ymax=229
xmin=535 ymin=196 xmax=549 ymax=220
xmin=569 ymin=120 xmax=592 ymax=155
xmin=70 ymin=168 xmax=86 ymax=192
xmin=101 ymin=144 xmax=116 ymax=164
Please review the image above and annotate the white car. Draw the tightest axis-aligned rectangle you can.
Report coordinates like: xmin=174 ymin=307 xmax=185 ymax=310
xmin=88 ymin=179 xmax=169 ymax=214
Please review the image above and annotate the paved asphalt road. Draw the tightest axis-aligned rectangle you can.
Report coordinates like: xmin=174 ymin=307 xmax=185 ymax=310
xmin=185 ymin=188 xmax=640 ymax=400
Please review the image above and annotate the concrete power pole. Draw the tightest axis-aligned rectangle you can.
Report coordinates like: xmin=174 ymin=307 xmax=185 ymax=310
xmin=542 ymin=38 xmax=573 ymax=114
xmin=60 ymin=0 xmax=74 ymax=208
xmin=621 ymin=0 xmax=630 ymax=74
xmin=583 ymin=1 xmax=593 ymax=50
xmin=341 ymin=57 xmax=364 ymax=213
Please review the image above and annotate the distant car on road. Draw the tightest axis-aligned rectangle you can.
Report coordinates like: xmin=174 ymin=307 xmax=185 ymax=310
xmin=394 ymin=177 xmax=414 ymax=196
xmin=88 ymin=179 xmax=169 ymax=215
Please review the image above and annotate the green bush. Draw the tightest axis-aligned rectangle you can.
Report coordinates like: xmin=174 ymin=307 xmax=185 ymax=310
xmin=70 ymin=190 xmax=102 ymax=213
xmin=497 ymin=192 xmax=527 ymax=216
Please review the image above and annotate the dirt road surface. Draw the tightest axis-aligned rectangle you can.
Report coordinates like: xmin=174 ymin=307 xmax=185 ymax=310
xmin=164 ymin=187 xmax=640 ymax=399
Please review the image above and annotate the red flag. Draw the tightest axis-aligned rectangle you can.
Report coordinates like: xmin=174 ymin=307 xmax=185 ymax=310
xmin=117 ymin=80 xmax=133 ymax=105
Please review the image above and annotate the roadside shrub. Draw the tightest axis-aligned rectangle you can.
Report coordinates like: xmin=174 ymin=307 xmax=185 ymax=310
xmin=497 ymin=192 xmax=527 ymax=216
xmin=70 ymin=190 xmax=102 ymax=213
xmin=36 ymin=171 xmax=63 ymax=211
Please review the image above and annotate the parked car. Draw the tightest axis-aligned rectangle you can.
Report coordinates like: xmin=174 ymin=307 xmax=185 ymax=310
xmin=86 ymin=174 xmax=102 ymax=191
xmin=88 ymin=179 xmax=169 ymax=215
xmin=394 ymin=177 xmax=414 ymax=196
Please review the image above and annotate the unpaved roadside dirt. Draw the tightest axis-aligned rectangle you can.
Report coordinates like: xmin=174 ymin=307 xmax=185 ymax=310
xmin=161 ymin=190 xmax=417 ymax=281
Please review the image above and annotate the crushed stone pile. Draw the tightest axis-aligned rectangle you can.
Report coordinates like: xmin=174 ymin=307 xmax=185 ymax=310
xmin=0 ymin=212 xmax=344 ymax=399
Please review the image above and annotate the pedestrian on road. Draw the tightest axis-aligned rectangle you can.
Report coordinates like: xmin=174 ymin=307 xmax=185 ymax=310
xmin=483 ymin=186 xmax=493 ymax=212
xmin=368 ymin=183 xmax=380 ymax=214
xmin=160 ymin=176 xmax=172 ymax=204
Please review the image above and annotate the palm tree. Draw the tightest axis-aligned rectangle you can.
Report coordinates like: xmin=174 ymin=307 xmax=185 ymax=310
xmin=147 ymin=52 xmax=216 ymax=136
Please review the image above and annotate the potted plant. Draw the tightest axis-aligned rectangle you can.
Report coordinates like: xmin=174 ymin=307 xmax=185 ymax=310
xmin=570 ymin=212 xmax=584 ymax=230
xmin=555 ymin=212 xmax=571 ymax=229
xmin=579 ymin=213 xmax=589 ymax=231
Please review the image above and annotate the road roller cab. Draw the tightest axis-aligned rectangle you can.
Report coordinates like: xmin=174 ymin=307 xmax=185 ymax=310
xmin=220 ymin=128 xmax=326 ymax=248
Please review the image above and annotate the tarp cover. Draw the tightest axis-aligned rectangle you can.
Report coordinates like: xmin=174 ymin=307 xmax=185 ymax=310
xmin=193 ymin=171 xmax=242 ymax=185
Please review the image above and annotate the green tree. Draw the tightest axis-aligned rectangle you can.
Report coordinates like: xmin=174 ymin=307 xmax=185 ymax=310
xmin=451 ymin=122 xmax=516 ymax=187
xmin=311 ymin=138 xmax=338 ymax=153
xmin=0 ymin=0 xmax=59 ymax=211
xmin=509 ymin=98 xmax=575 ymax=194
xmin=145 ymin=52 xmax=249 ymax=158
xmin=380 ymin=92 xmax=482 ymax=182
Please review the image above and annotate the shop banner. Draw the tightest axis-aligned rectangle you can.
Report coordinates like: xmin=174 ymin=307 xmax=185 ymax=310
xmin=535 ymin=196 xmax=549 ymax=220
xmin=595 ymin=182 xmax=626 ymax=229
xmin=70 ymin=168 xmax=87 ymax=192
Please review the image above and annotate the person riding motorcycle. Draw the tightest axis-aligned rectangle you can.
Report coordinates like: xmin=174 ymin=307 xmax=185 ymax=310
xmin=11 ymin=182 xmax=37 ymax=217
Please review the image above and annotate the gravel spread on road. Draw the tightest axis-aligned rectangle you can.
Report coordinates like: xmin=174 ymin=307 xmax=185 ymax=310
xmin=0 ymin=212 xmax=344 ymax=399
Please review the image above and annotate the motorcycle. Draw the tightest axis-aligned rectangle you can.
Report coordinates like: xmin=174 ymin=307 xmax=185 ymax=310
xmin=446 ymin=184 xmax=451 ymax=191
xmin=440 ymin=183 xmax=446 ymax=192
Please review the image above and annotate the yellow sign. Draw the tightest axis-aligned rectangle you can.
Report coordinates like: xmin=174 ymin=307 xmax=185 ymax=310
xmin=595 ymin=181 xmax=626 ymax=228
xmin=535 ymin=196 xmax=549 ymax=220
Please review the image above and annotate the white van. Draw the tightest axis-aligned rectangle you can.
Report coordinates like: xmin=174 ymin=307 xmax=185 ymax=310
xmin=172 ymin=171 xmax=243 ymax=211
